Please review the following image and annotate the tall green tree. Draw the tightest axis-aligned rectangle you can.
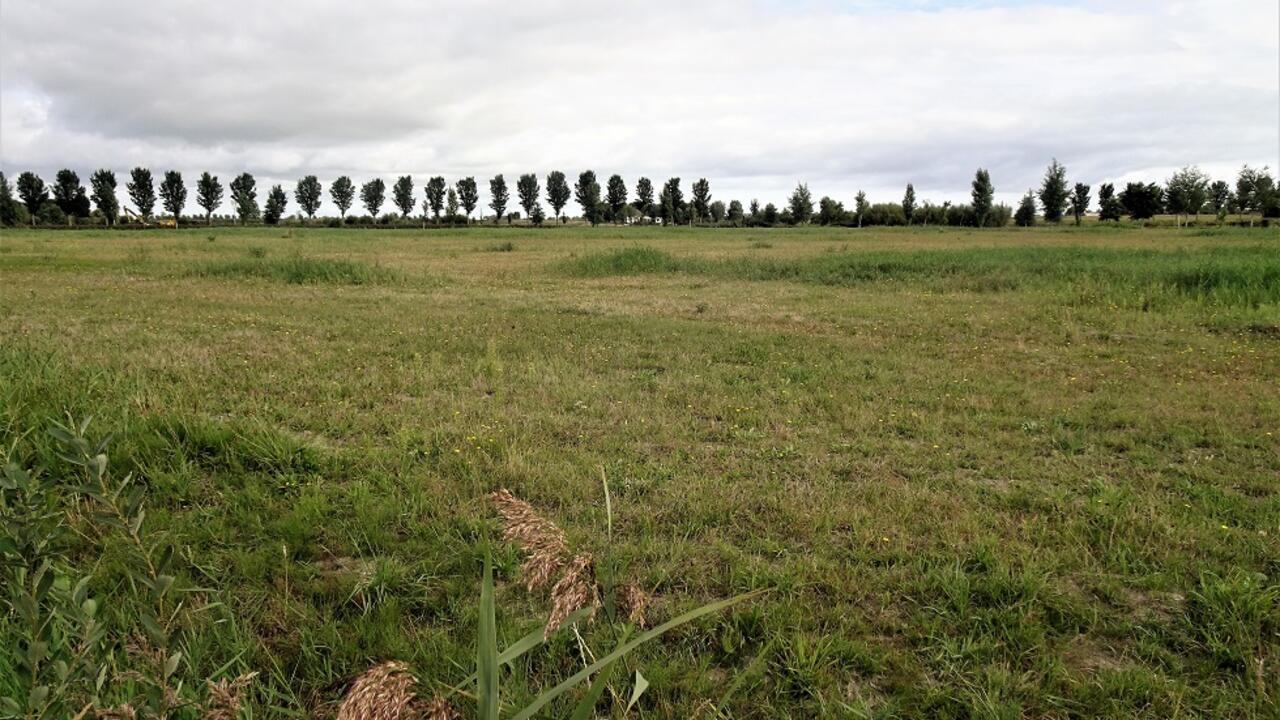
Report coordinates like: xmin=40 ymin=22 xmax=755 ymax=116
xmin=517 ymin=173 xmax=541 ymax=219
xmin=128 ymin=167 xmax=156 ymax=221
xmin=195 ymin=172 xmax=223 ymax=224
xmin=1097 ymin=183 xmax=1123 ymax=222
xmin=0 ymin=172 xmax=20 ymax=226
xmin=660 ymin=178 xmax=683 ymax=225
xmin=390 ymin=175 xmax=415 ymax=219
xmin=574 ymin=170 xmax=601 ymax=225
xmin=691 ymin=179 xmax=711 ymax=224
xmin=971 ymin=169 xmax=994 ymax=227
xmin=446 ymin=187 xmax=459 ymax=218
xmin=854 ymin=190 xmax=869 ymax=228
xmin=361 ymin=178 xmax=386 ymax=219
xmin=710 ymin=200 xmax=726 ymax=223
xmin=263 ymin=184 xmax=288 ymax=225
xmin=488 ymin=174 xmax=509 ymax=223
xmin=295 ymin=175 xmax=324 ymax=220
xmin=634 ymin=177 xmax=654 ymax=222
xmin=1119 ymin=182 xmax=1163 ymax=221
xmin=1234 ymin=165 xmax=1271 ymax=226
xmin=1164 ymin=166 xmax=1209 ymax=227
xmin=817 ymin=196 xmax=845 ymax=225
xmin=89 ymin=169 xmax=119 ymax=225
xmin=1038 ymin=159 xmax=1069 ymax=223
xmin=727 ymin=199 xmax=744 ymax=225
xmin=546 ymin=171 xmax=570 ymax=223
xmin=902 ymin=184 xmax=916 ymax=225
xmin=16 ymin=172 xmax=47 ymax=225
xmin=425 ymin=176 xmax=447 ymax=222
xmin=330 ymin=176 xmax=355 ymax=219
xmin=789 ymin=183 xmax=814 ymax=224
xmin=229 ymin=172 xmax=259 ymax=224
xmin=1014 ymin=191 xmax=1037 ymax=227
xmin=159 ymin=171 xmax=187 ymax=224
xmin=1068 ymin=183 xmax=1091 ymax=226
xmin=456 ymin=177 xmax=478 ymax=220
xmin=53 ymin=169 xmax=89 ymax=223
xmin=606 ymin=174 xmax=628 ymax=223
xmin=1209 ymin=180 xmax=1232 ymax=222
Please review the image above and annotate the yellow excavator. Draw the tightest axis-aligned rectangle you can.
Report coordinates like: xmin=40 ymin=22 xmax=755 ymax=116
xmin=121 ymin=208 xmax=177 ymax=227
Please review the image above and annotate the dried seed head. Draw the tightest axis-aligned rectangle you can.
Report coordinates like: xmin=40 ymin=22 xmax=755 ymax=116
xmin=421 ymin=695 xmax=458 ymax=720
xmin=616 ymin=583 xmax=650 ymax=627
xmin=94 ymin=705 xmax=136 ymax=720
xmin=489 ymin=489 xmax=570 ymax=590
xmin=337 ymin=661 xmax=418 ymax=720
xmin=203 ymin=671 xmax=259 ymax=720
xmin=546 ymin=552 xmax=599 ymax=635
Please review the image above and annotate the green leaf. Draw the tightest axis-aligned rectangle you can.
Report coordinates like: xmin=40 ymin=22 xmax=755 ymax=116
xmin=140 ymin=613 xmax=168 ymax=647
xmin=626 ymin=670 xmax=649 ymax=714
xmin=155 ymin=574 xmax=176 ymax=599
xmin=509 ymin=589 xmax=768 ymax=720
xmin=477 ymin=546 xmax=500 ymax=720
xmin=164 ymin=651 xmax=183 ymax=679
xmin=568 ymin=659 xmax=615 ymax=720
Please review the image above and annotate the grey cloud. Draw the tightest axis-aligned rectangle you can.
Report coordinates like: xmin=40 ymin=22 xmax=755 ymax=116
xmin=1 ymin=0 xmax=1276 ymax=214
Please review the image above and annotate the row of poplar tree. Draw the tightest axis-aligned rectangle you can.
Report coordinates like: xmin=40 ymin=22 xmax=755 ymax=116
xmin=1 ymin=161 xmax=1276 ymax=228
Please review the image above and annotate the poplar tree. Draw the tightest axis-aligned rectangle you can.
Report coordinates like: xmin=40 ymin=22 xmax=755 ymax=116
xmin=488 ymin=174 xmax=509 ymax=223
xmin=971 ymin=169 xmax=994 ymax=227
xmin=456 ymin=177 xmax=478 ymax=220
xmin=606 ymin=174 xmax=628 ymax=223
xmin=230 ymin=172 xmax=259 ymax=224
xmin=517 ymin=173 xmax=541 ymax=219
xmin=89 ymin=169 xmax=120 ymax=225
xmin=128 ymin=167 xmax=156 ymax=220
xmin=546 ymin=171 xmax=571 ymax=222
xmin=425 ymin=176 xmax=447 ymax=221
xmin=330 ymin=176 xmax=355 ymax=219
xmin=361 ymin=178 xmax=386 ymax=218
xmin=1069 ymin=183 xmax=1091 ymax=226
xmin=1038 ymin=159 xmax=1069 ymax=223
xmin=295 ymin=175 xmax=324 ymax=220
xmin=159 ymin=171 xmax=187 ymax=224
xmin=196 ymin=172 xmax=223 ymax=224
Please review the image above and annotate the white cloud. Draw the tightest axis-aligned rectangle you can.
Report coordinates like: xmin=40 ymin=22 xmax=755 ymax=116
xmin=2 ymin=0 xmax=1276 ymax=214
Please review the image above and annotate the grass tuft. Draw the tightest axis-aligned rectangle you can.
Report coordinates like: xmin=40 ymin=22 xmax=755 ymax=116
xmin=189 ymin=254 xmax=397 ymax=284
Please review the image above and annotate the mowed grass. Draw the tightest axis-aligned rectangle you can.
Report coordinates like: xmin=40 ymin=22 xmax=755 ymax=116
xmin=1 ymin=224 xmax=1278 ymax=718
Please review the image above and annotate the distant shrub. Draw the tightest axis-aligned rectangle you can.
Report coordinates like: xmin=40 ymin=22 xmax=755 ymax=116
xmin=483 ymin=241 xmax=515 ymax=252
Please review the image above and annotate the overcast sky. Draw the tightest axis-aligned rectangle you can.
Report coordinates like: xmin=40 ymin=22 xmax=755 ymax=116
xmin=2 ymin=0 xmax=1277 ymax=215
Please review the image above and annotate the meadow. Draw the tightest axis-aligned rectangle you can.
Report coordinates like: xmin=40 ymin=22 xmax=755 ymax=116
xmin=1 ymin=223 xmax=1278 ymax=718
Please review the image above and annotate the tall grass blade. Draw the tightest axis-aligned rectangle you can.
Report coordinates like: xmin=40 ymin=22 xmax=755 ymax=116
xmin=567 ymin=659 xmax=616 ymax=720
xmin=477 ymin=546 xmax=500 ymax=720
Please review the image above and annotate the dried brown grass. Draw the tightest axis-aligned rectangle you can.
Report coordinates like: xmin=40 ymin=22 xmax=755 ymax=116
xmin=202 ymin=672 xmax=259 ymax=720
xmin=547 ymin=552 xmax=599 ymax=634
xmin=335 ymin=661 xmax=455 ymax=720
xmin=336 ymin=661 xmax=417 ymax=720
xmin=489 ymin=489 xmax=570 ymax=591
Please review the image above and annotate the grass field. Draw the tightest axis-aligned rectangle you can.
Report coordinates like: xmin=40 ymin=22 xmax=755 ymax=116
xmin=2 ymin=223 xmax=1279 ymax=718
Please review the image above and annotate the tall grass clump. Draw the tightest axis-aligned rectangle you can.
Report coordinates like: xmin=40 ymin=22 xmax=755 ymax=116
xmin=189 ymin=253 xmax=397 ymax=285
xmin=561 ymin=244 xmax=1280 ymax=308
xmin=559 ymin=246 xmax=692 ymax=276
